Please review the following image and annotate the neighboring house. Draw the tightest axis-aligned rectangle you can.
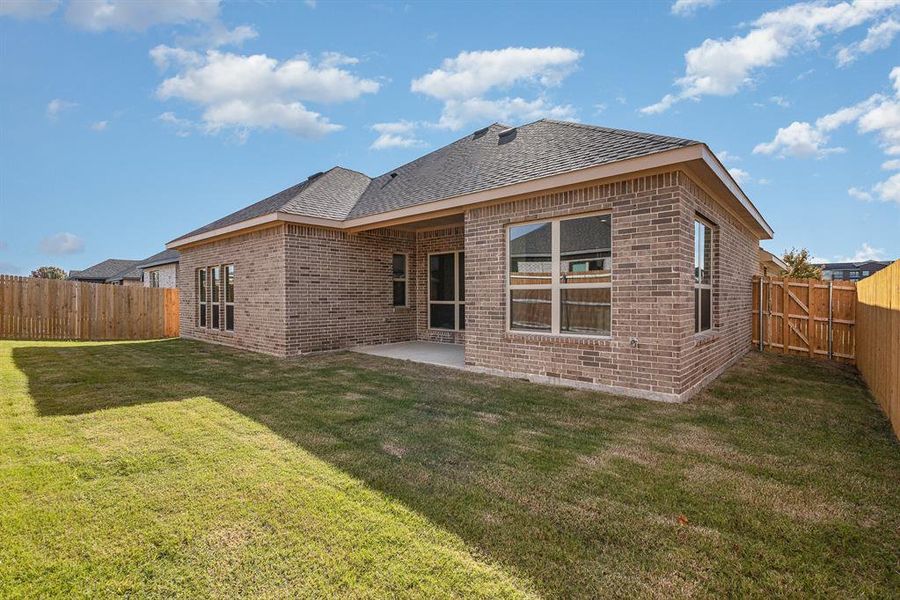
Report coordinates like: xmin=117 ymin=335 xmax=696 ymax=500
xmin=137 ymin=249 xmax=180 ymax=288
xmin=758 ymin=248 xmax=788 ymax=276
xmin=815 ymin=261 xmax=892 ymax=282
xmin=106 ymin=264 xmax=143 ymax=286
xmin=167 ymin=119 xmax=773 ymax=402
xmin=68 ymin=259 xmax=142 ymax=284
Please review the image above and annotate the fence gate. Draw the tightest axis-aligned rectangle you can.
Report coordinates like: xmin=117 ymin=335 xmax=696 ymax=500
xmin=752 ymin=276 xmax=856 ymax=364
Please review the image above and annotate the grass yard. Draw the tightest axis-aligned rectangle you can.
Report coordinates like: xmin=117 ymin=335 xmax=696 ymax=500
xmin=1 ymin=339 xmax=898 ymax=598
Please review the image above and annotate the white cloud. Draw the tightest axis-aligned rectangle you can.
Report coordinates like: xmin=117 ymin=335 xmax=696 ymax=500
xmin=370 ymin=121 xmax=426 ymax=150
xmin=716 ymin=149 xmax=740 ymax=162
xmin=66 ymin=0 xmax=219 ymax=32
xmin=753 ymin=121 xmax=837 ymax=157
xmin=39 ymin=233 xmax=84 ymax=255
xmin=0 ymin=0 xmax=58 ymax=19
xmin=728 ymin=167 xmax=751 ymax=184
xmin=154 ymin=49 xmax=379 ymax=139
xmin=882 ymin=158 xmax=900 ymax=169
xmin=411 ymin=47 xmax=582 ymax=130
xmin=873 ymin=172 xmax=900 ymax=202
xmin=836 ymin=17 xmax=900 ymax=66
xmin=46 ymin=98 xmax=77 ymax=120
xmin=671 ymin=0 xmax=717 ymax=17
xmin=836 ymin=242 xmax=887 ymax=262
xmin=436 ymin=97 xmax=576 ymax=130
xmin=754 ymin=73 xmax=899 ymax=158
xmin=848 ymin=186 xmax=873 ymax=201
xmin=770 ymin=95 xmax=791 ymax=108
xmin=90 ymin=120 xmax=108 ymax=131
xmin=643 ymin=0 xmax=900 ymax=113
xmin=158 ymin=111 xmax=194 ymax=137
xmin=180 ymin=23 xmax=258 ymax=49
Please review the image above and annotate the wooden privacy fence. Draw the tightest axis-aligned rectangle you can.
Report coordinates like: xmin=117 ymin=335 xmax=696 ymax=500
xmin=0 ymin=275 xmax=179 ymax=341
xmin=855 ymin=261 xmax=900 ymax=439
xmin=752 ymin=276 xmax=857 ymax=364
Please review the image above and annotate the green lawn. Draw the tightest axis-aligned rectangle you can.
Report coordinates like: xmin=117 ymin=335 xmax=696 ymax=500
xmin=1 ymin=340 xmax=898 ymax=598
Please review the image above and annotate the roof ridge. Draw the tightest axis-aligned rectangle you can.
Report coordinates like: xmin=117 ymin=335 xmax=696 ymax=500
xmin=537 ymin=118 xmax=700 ymax=146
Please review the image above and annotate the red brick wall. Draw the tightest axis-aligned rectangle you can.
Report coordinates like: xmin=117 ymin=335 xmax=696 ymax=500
xmin=415 ymin=226 xmax=465 ymax=344
xmin=463 ymin=170 xmax=758 ymax=400
xmin=178 ymin=225 xmax=288 ymax=356
xmin=284 ymin=224 xmax=416 ymax=354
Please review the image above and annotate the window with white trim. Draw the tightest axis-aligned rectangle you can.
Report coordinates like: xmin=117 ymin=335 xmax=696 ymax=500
xmin=508 ymin=214 xmax=611 ymax=336
xmin=392 ymin=254 xmax=408 ymax=307
xmin=694 ymin=218 xmax=712 ymax=333
xmin=149 ymin=270 xmax=160 ymax=288
xmin=428 ymin=251 xmax=464 ymax=330
xmin=211 ymin=266 xmax=221 ymax=329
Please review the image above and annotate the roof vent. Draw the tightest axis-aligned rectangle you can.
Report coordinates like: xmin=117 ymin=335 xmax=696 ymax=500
xmin=473 ymin=126 xmax=490 ymax=139
xmin=390 ymin=172 xmax=398 ymax=179
xmin=307 ymin=171 xmax=325 ymax=181
xmin=498 ymin=127 xmax=517 ymax=144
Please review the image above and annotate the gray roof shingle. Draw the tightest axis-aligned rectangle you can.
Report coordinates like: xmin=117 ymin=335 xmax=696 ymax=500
xmin=350 ymin=120 xmax=698 ymax=218
xmin=137 ymin=249 xmax=180 ymax=269
xmin=68 ymin=259 xmax=142 ymax=281
xmin=172 ymin=119 xmax=700 ymax=243
xmin=173 ymin=167 xmax=370 ymax=242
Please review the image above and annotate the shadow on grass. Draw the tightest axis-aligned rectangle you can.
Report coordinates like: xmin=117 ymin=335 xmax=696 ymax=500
xmin=11 ymin=339 xmax=900 ymax=598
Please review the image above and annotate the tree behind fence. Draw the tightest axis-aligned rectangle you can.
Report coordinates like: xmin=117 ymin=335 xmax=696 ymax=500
xmin=0 ymin=275 xmax=179 ymax=341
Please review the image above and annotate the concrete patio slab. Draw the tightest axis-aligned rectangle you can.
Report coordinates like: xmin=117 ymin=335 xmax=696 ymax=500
xmin=351 ymin=341 xmax=465 ymax=369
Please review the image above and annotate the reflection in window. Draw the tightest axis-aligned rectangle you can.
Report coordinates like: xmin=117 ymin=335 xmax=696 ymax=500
xmin=694 ymin=219 xmax=713 ymax=333
xmin=429 ymin=252 xmax=464 ymax=330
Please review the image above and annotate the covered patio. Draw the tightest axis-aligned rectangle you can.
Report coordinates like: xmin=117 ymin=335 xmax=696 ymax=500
xmin=351 ymin=341 xmax=465 ymax=370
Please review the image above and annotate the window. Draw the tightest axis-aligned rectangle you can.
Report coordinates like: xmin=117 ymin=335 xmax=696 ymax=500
xmin=149 ymin=270 xmax=160 ymax=288
xmin=862 ymin=270 xmax=870 ymax=277
xmin=508 ymin=214 xmax=611 ymax=336
xmin=211 ymin=266 xmax=221 ymax=329
xmin=198 ymin=268 xmax=207 ymax=327
xmin=392 ymin=254 xmax=408 ymax=307
xmin=694 ymin=218 xmax=713 ymax=333
xmin=428 ymin=251 xmax=464 ymax=330
xmin=224 ymin=264 xmax=235 ymax=331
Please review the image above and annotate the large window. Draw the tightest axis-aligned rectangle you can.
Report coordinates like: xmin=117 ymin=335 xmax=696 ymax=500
xmin=429 ymin=251 xmax=464 ymax=330
xmin=197 ymin=264 xmax=235 ymax=331
xmin=508 ymin=214 xmax=611 ymax=336
xmin=694 ymin=218 xmax=712 ymax=333
xmin=392 ymin=254 xmax=408 ymax=307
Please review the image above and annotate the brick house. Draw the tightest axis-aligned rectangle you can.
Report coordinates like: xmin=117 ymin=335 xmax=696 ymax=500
xmin=168 ymin=120 xmax=773 ymax=402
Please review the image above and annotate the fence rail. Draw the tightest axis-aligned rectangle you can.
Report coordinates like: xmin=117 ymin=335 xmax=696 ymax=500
xmin=0 ymin=275 xmax=179 ymax=341
xmin=752 ymin=276 xmax=857 ymax=364
xmin=855 ymin=261 xmax=900 ymax=439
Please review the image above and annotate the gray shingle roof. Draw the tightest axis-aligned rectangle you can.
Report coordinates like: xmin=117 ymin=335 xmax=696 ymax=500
xmin=173 ymin=167 xmax=370 ymax=242
xmin=137 ymin=249 xmax=180 ymax=269
xmin=350 ymin=120 xmax=698 ymax=218
xmin=106 ymin=264 xmax=143 ymax=282
xmin=68 ymin=259 xmax=141 ymax=281
xmin=172 ymin=119 xmax=700 ymax=243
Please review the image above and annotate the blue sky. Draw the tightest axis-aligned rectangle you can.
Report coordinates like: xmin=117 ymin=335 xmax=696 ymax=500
xmin=1 ymin=0 xmax=898 ymax=275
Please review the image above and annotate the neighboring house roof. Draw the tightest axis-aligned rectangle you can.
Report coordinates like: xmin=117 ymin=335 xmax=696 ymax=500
xmin=137 ymin=248 xmax=180 ymax=269
xmin=814 ymin=261 xmax=892 ymax=270
xmin=68 ymin=258 xmax=141 ymax=281
xmin=758 ymin=248 xmax=788 ymax=272
xmin=509 ymin=215 xmax=612 ymax=258
xmin=169 ymin=119 xmax=771 ymax=248
xmin=106 ymin=264 xmax=143 ymax=283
